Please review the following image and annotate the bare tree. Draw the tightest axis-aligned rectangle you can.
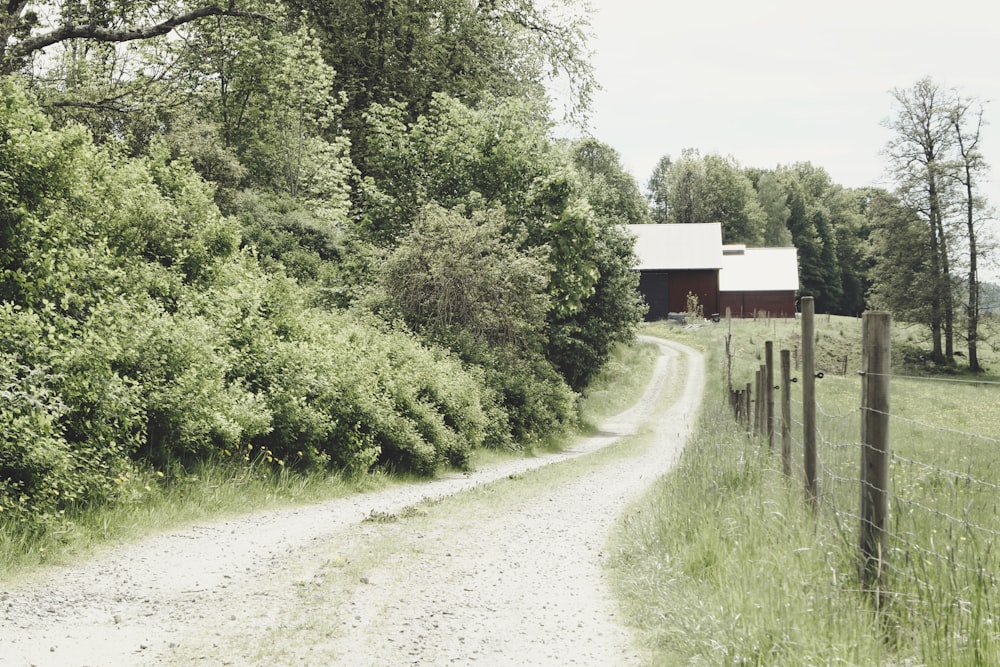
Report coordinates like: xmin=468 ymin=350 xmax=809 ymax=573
xmin=884 ymin=78 xmax=958 ymax=363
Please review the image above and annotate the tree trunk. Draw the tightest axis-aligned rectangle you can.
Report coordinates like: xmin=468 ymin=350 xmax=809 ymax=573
xmin=955 ymin=113 xmax=983 ymax=373
xmin=937 ymin=218 xmax=954 ymax=362
xmin=967 ymin=219 xmax=981 ymax=373
xmin=927 ymin=176 xmax=945 ymax=363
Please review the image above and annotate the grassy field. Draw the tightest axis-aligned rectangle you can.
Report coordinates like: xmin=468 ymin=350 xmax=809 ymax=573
xmin=610 ymin=314 xmax=1000 ymax=665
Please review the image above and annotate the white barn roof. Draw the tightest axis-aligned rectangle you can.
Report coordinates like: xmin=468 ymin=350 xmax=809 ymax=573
xmin=626 ymin=223 xmax=723 ymax=270
xmin=720 ymin=246 xmax=799 ymax=292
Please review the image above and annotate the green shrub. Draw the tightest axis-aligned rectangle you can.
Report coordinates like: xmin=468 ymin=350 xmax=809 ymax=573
xmin=485 ymin=355 xmax=576 ymax=446
xmin=0 ymin=354 xmax=72 ymax=528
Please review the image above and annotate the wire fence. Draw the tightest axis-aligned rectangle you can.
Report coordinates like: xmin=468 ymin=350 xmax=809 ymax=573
xmin=765 ymin=344 xmax=1000 ymax=651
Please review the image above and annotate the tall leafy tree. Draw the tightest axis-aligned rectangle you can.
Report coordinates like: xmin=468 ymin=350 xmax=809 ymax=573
xmin=357 ymin=93 xmax=639 ymax=389
xmin=700 ymin=153 xmax=766 ymax=244
xmin=569 ymin=138 xmax=649 ymax=225
xmin=645 ymin=154 xmax=672 ymax=223
xmin=285 ymin=0 xmax=595 ymax=171
xmin=751 ymin=169 xmax=793 ymax=246
xmin=829 ymin=187 xmax=871 ymax=316
xmin=644 ymin=149 xmax=765 ymax=244
xmin=558 ymin=138 xmax=647 ymax=390
xmin=950 ymin=98 xmax=990 ymax=372
xmin=747 ymin=164 xmax=871 ymax=315
xmin=867 ymin=189 xmax=936 ymax=325
xmin=884 ymin=78 xmax=958 ymax=363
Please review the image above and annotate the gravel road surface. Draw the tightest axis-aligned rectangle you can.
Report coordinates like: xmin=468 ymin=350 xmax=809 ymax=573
xmin=0 ymin=336 xmax=703 ymax=666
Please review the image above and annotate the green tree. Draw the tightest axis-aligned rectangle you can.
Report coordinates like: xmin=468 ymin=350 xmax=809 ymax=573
xmin=286 ymin=0 xmax=595 ymax=172
xmin=357 ymin=94 xmax=645 ymax=391
xmin=377 ymin=203 xmax=550 ymax=353
xmin=647 ymin=149 xmax=765 ymax=244
xmin=884 ymin=78 xmax=958 ymax=363
xmin=867 ymin=189 xmax=936 ymax=326
xmin=374 ymin=203 xmax=574 ymax=444
xmin=570 ymin=138 xmax=649 ymax=225
xmin=752 ymin=170 xmax=794 ymax=246
xmin=357 ymin=93 xmax=600 ymax=320
xmin=550 ymin=138 xmax=647 ymax=389
xmin=751 ymin=164 xmax=864 ymax=315
xmin=701 ymin=153 xmax=766 ymax=244
xmin=645 ymin=153 xmax=672 ymax=223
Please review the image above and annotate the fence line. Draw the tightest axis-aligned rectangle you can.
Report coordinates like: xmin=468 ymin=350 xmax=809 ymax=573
xmin=725 ymin=301 xmax=999 ymax=652
xmin=865 ymin=371 xmax=1000 ymax=387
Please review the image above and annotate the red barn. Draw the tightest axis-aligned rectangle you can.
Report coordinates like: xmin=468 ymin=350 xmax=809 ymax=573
xmin=628 ymin=224 xmax=799 ymax=321
xmin=627 ymin=223 xmax=723 ymax=321
xmin=719 ymin=245 xmax=799 ymax=318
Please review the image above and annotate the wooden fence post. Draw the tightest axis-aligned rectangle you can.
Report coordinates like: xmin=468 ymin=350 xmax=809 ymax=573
xmin=780 ymin=349 xmax=792 ymax=478
xmin=859 ymin=311 xmax=891 ymax=607
xmin=802 ymin=296 xmax=817 ymax=507
xmin=757 ymin=364 xmax=767 ymax=437
xmin=725 ymin=307 xmax=733 ymax=391
xmin=753 ymin=367 xmax=762 ymax=435
xmin=765 ymin=341 xmax=775 ymax=450
xmin=744 ymin=381 xmax=752 ymax=430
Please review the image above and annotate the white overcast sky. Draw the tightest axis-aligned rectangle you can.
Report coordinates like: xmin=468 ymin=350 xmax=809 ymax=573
xmin=565 ymin=0 xmax=1000 ymax=198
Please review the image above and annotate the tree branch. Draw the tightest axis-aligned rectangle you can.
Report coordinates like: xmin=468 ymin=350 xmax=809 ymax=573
xmin=7 ymin=5 xmax=273 ymax=64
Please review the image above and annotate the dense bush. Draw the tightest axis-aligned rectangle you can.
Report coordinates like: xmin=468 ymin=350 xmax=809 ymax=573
xmin=0 ymin=70 xmax=648 ymax=533
xmin=374 ymin=204 xmax=576 ymax=444
xmin=0 ymin=82 xmax=512 ymax=530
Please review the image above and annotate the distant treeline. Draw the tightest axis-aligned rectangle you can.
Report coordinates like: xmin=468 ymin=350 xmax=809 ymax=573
xmin=646 ymin=83 xmax=995 ymax=374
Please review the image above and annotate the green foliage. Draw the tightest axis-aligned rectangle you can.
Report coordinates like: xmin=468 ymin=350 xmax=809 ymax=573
xmin=0 ymin=81 xmax=531 ymax=536
xmin=373 ymin=203 xmax=575 ymax=447
xmin=645 ymin=149 xmax=766 ymax=244
xmin=569 ymin=138 xmax=649 ymax=225
xmin=357 ymin=93 xmax=555 ymax=243
xmin=0 ymin=350 xmax=74 ymax=528
xmin=0 ymin=0 xmax=630 ymax=533
xmin=544 ymin=222 xmax=646 ymax=391
xmin=289 ymin=0 xmax=594 ymax=152
xmin=546 ymin=138 xmax=647 ymax=391
xmin=358 ymin=93 xmax=639 ymax=393
xmin=375 ymin=204 xmax=549 ymax=352
xmin=747 ymin=163 xmax=871 ymax=315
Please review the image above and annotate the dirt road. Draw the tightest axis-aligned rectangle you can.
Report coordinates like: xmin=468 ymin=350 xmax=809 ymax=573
xmin=0 ymin=336 xmax=703 ymax=666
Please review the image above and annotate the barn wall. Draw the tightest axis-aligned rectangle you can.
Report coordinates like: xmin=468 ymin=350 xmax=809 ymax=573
xmin=669 ymin=270 xmax=719 ymax=318
xmin=637 ymin=271 xmax=671 ymax=321
xmin=637 ymin=269 xmax=719 ymax=321
xmin=719 ymin=291 xmax=797 ymax=318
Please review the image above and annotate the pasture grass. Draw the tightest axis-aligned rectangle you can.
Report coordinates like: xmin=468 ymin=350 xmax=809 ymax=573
xmin=612 ymin=316 xmax=1000 ymax=665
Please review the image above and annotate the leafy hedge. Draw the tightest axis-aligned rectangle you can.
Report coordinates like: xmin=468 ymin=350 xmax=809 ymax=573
xmin=0 ymin=81 xmax=574 ymax=531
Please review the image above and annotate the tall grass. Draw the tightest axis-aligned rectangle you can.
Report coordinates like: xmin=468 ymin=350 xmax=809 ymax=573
xmin=612 ymin=317 xmax=1000 ymax=665
xmin=0 ymin=457 xmax=380 ymax=580
xmin=805 ymin=373 xmax=1000 ymax=665
xmin=609 ymin=338 xmax=887 ymax=665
